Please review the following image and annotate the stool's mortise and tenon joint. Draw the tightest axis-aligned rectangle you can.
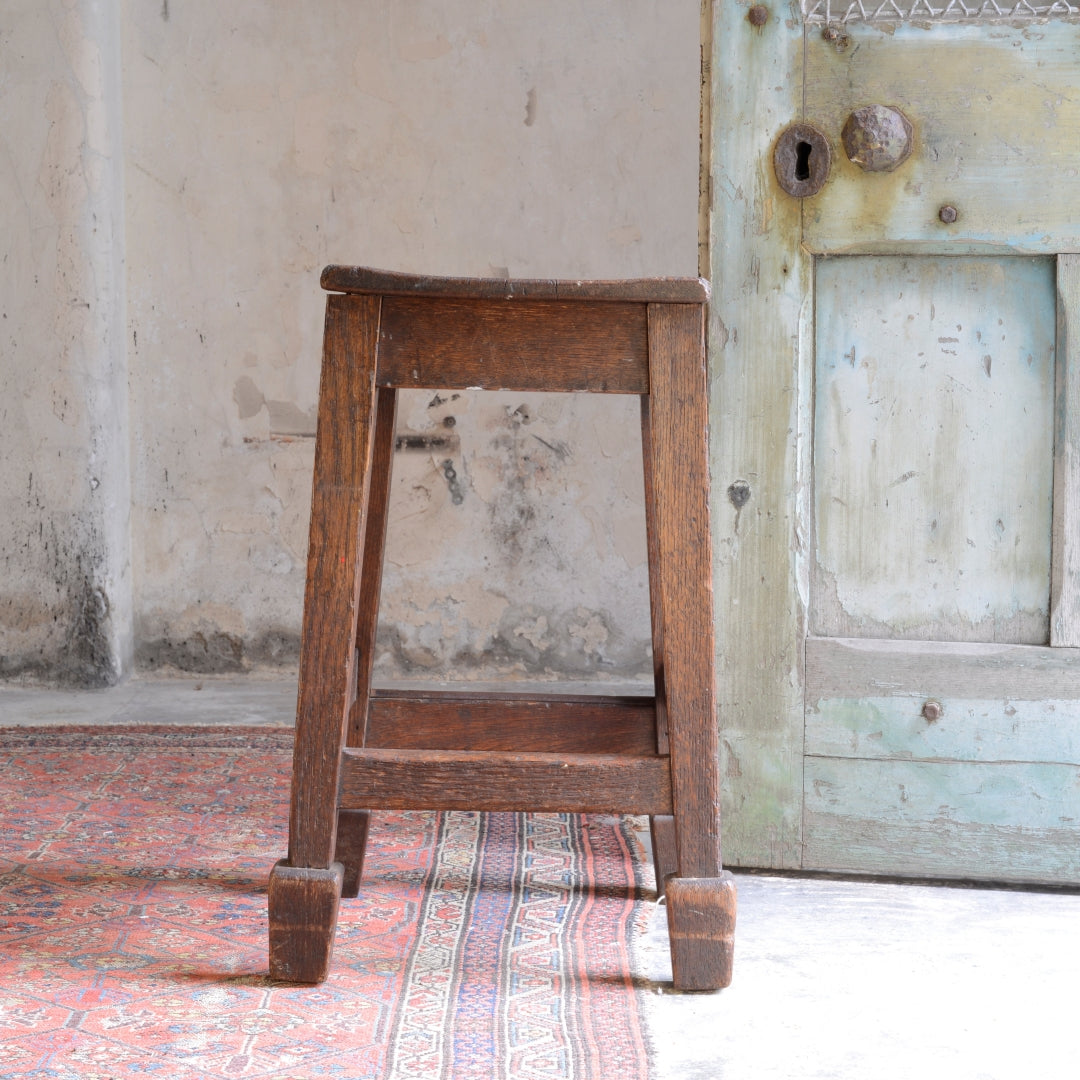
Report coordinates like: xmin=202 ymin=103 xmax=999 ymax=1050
xmin=268 ymin=266 xmax=736 ymax=991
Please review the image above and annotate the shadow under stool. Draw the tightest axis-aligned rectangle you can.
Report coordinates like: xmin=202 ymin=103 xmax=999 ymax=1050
xmin=268 ymin=266 xmax=736 ymax=991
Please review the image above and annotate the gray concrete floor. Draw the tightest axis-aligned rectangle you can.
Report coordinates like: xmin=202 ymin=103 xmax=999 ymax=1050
xmin=2 ymin=675 xmax=1075 ymax=1079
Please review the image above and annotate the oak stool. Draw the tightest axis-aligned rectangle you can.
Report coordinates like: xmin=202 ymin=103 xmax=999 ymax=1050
xmin=268 ymin=266 xmax=736 ymax=991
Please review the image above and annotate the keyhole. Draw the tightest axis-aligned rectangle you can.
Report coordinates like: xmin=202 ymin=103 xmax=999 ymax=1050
xmin=794 ymin=141 xmax=812 ymax=182
xmin=774 ymin=121 xmax=831 ymax=198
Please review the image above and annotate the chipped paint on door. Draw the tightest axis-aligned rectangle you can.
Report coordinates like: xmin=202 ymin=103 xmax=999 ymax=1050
xmin=813 ymin=255 xmax=1055 ymax=643
xmin=804 ymin=24 xmax=1080 ymax=255
xmin=711 ymin=5 xmax=1080 ymax=882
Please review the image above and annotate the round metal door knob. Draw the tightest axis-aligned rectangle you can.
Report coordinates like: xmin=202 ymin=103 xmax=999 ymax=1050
xmin=841 ymin=105 xmax=914 ymax=173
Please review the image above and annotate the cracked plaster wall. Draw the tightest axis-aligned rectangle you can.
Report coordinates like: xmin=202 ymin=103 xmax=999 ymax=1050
xmin=4 ymin=1 xmax=700 ymax=684
xmin=0 ymin=1 xmax=132 ymax=686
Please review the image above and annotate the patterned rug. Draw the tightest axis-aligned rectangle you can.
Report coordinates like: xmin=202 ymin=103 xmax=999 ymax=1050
xmin=0 ymin=727 xmax=653 ymax=1079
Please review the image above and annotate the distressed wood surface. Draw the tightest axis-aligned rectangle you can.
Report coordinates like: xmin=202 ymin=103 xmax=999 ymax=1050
xmin=322 ymin=264 xmax=709 ymax=304
xmin=710 ymin=8 xmax=1080 ymax=884
xmin=268 ymin=861 xmax=345 ymax=983
xmin=1052 ymin=255 xmax=1080 ymax=647
xmin=334 ymin=809 xmax=371 ymax=899
xmin=362 ymin=690 xmax=658 ymax=755
xmin=808 ymin=693 xmax=1080 ymax=765
xmin=288 ymin=294 xmax=379 ymax=870
xmin=807 ymin=637 xmax=1080 ymax=702
xmin=804 ymin=758 xmax=1080 ymax=883
xmin=640 ymin=395 xmax=669 ymax=757
xmin=647 ymin=302 xmax=721 ymax=878
xmin=376 ymin=297 xmax=649 ymax=394
xmin=665 ymin=873 xmax=737 ymax=991
xmin=280 ymin=271 xmax=729 ymax=984
xmin=804 ymin=24 xmax=1080 ymax=255
xmin=650 ymin=814 xmax=678 ymax=897
xmin=347 ymin=387 xmax=397 ymax=749
xmin=339 ymin=748 xmax=673 ymax=815
xmin=709 ymin=0 xmax=808 ymax=868
xmin=812 ymin=256 xmax=1055 ymax=644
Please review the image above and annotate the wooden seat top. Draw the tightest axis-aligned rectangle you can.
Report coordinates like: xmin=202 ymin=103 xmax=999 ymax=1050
xmin=321 ymin=265 xmax=710 ymax=305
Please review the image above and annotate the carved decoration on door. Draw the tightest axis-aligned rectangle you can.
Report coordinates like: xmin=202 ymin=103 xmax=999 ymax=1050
xmin=803 ymin=0 xmax=1080 ymax=22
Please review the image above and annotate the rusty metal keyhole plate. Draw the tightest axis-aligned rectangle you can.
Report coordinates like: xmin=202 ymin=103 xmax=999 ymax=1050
xmin=774 ymin=122 xmax=832 ymax=198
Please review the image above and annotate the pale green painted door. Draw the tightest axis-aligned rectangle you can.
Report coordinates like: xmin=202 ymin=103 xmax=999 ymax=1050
xmin=710 ymin=3 xmax=1080 ymax=882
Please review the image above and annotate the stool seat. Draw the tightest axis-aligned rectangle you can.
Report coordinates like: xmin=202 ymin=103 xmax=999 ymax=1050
xmin=268 ymin=267 xmax=736 ymax=991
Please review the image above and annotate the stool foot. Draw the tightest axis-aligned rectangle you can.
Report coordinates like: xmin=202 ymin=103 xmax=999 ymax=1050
xmin=665 ymin=872 xmax=737 ymax=991
xmin=268 ymin=860 xmax=344 ymax=983
xmin=335 ymin=809 xmax=371 ymax=898
xmin=649 ymin=815 xmax=678 ymax=900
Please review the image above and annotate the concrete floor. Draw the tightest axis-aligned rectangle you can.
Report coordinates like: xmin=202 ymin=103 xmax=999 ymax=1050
xmin=2 ymin=675 xmax=1076 ymax=1079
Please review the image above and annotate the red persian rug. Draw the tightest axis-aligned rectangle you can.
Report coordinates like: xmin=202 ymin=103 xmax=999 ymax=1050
xmin=0 ymin=727 xmax=652 ymax=1079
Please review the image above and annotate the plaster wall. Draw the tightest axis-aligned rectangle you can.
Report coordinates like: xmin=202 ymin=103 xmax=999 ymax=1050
xmin=3 ymin=1 xmax=700 ymax=685
xmin=0 ymin=1 xmax=132 ymax=686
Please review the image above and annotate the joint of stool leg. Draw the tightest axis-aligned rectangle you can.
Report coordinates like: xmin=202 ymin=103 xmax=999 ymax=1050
xmin=665 ymin=871 xmax=737 ymax=991
xmin=268 ymin=860 xmax=345 ymax=983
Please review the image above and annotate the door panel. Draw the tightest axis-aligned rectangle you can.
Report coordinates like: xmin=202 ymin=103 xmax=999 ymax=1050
xmin=803 ymin=756 xmax=1080 ymax=883
xmin=805 ymin=635 xmax=1080 ymax=880
xmin=813 ymin=255 xmax=1055 ymax=643
xmin=803 ymin=23 xmax=1080 ymax=254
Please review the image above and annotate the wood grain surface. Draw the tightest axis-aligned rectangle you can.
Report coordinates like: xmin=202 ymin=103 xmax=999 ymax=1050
xmin=665 ymin=872 xmax=737 ymax=990
xmin=334 ymin=809 xmax=371 ymax=898
xmin=376 ymin=296 xmax=649 ymax=394
xmin=646 ymin=302 xmax=722 ymax=879
xmin=322 ymin=264 xmax=709 ymax=304
xmin=361 ymin=689 xmax=658 ymax=755
xmin=268 ymin=860 xmax=345 ymax=983
xmin=347 ymin=386 xmax=398 ymax=749
xmin=288 ymin=294 xmax=380 ymax=869
xmin=339 ymin=747 xmax=673 ymax=815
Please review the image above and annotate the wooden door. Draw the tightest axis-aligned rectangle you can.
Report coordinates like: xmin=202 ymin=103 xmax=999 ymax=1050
xmin=711 ymin=2 xmax=1080 ymax=882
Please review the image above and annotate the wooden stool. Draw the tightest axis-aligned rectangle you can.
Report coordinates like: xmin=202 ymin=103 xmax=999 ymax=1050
xmin=268 ymin=266 xmax=736 ymax=991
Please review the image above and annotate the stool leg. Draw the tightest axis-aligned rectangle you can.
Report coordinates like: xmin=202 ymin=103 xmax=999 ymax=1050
xmin=269 ymin=860 xmax=345 ymax=984
xmin=649 ymin=814 xmax=679 ymax=899
xmin=269 ymin=293 xmax=382 ymax=982
xmin=665 ymin=873 xmax=738 ymax=990
xmin=335 ymin=809 xmax=371 ymax=898
xmin=333 ymin=387 xmax=398 ymax=896
xmin=645 ymin=302 xmax=737 ymax=991
xmin=641 ymin=398 xmax=678 ymax=901
xmin=348 ymin=387 xmax=398 ymax=749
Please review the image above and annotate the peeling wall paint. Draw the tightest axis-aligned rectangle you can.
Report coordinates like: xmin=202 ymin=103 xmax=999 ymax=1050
xmin=0 ymin=1 xmax=132 ymax=686
xmin=122 ymin=1 xmax=698 ymax=679
xmin=2 ymin=2 xmax=699 ymax=683
xmin=374 ymin=391 xmax=653 ymax=679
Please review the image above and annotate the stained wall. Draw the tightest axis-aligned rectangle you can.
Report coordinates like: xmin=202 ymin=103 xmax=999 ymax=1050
xmin=0 ymin=1 xmax=131 ymax=685
xmin=2 ymin=1 xmax=700 ymax=685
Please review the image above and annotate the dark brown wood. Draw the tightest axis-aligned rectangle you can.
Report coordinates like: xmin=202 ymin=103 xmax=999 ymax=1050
xmin=347 ymin=387 xmax=398 ymax=748
xmin=335 ymin=809 xmax=371 ymax=898
xmin=340 ymin=748 xmax=673 ymax=814
xmin=665 ymin=873 xmax=737 ymax=991
xmin=640 ymin=395 xmax=670 ymax=757
xmin=268 ymin=860 xmax=344 ymax=983
xmin=322 ymin=264 xmax=710 ymax=305
xmin=360 ymin=689 xmax=657 ymax=755
xmin=650 ymin=814 xmax=679 ymax=899
xmin=288 ymin=293 xmax=380 ymax=869
xmin=376 ymin=297 xmax=649 ymax=394
xmin=273 ymin=270 xmax=735 ymax=990
xmin=647 ymin=303 xmax=722 ymax=880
